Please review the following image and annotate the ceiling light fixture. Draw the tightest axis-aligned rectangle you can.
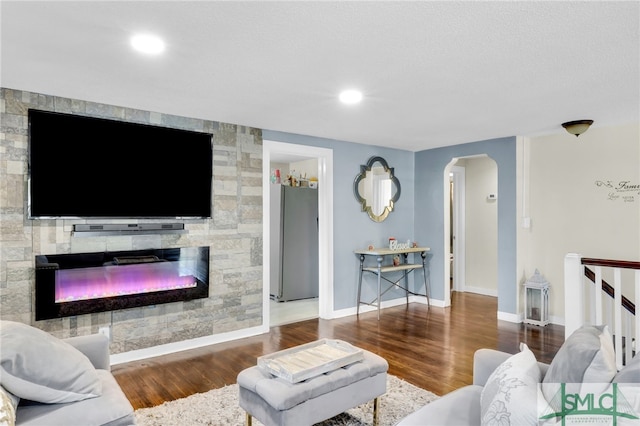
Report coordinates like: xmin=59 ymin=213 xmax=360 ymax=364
xmin=561 ymin=120 xmax=594 ymax=137
xmin=339 ymin=89 xmax=363 ymax=105
xmin=130 ymin=34 xmax=165 ymax=55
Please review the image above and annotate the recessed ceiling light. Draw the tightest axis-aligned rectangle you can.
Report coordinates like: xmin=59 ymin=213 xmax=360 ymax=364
xmin=130 ymin=33 xmax=165 ymax=55
xmin=339 ymin=89 xmax=363 ymax=105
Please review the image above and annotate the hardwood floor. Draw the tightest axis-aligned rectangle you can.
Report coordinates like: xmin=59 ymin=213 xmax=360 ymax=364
xmin=112 ymin=292 xmax=565 ymax=410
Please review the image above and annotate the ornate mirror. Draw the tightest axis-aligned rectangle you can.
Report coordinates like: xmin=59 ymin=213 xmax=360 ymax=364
xmin=353 ymin=156 xmax=401 ymax=222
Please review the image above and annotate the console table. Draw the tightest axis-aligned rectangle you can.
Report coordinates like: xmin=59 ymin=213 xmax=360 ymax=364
xmin=354 ymin=247 xmax=430 ymax=319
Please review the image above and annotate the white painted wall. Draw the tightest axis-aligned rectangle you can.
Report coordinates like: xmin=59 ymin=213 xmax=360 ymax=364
xmin=290 ymin=158 xmax=318 ymax=182
xmin=464 ymin=156 xmax=498 ymax=295
xmin=523 ymin=122 xmax=640 ymax=322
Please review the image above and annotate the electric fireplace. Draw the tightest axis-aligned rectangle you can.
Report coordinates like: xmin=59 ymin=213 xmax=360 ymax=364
xmin=35 ymin=247 xmax=209 ymax=320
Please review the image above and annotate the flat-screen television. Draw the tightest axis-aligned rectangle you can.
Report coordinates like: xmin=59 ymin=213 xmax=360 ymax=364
xmin=28 ymin=109 xmax=213 ymax=219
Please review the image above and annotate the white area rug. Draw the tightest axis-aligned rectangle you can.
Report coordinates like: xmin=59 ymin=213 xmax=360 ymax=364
xmin=135 ymin=375 xmax=438 ymax=426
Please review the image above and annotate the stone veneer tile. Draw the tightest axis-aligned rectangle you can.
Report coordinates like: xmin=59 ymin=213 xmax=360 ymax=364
xmin=2 ymin=174 xmax=23 ymax=208
xmin=0 ymin=88 xmax=263 ymax=354
xmin=103 ymin=237 xmax=134 ymax=252
xmin=53 ymin=96 xmax=86 ymax=114
xmin=0 ymin=113 xmax=27 ymax=132
xmin=86 ymin=103 xmax=126 ymax=120
xmin=70 ymin=238 xmax=109 ymax=254
xmin=1 ymin=247 xmax=28 ymax=262
xmin=238 ymin=223 xmax=262 ymax=234
xmin=161 ymin=114 xmax=205 ymax=131
xmin=124 ymin=108 xmax=150 ymax=124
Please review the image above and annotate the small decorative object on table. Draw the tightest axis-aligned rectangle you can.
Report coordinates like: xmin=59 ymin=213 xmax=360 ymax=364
xmin=389 ymin=237 xmax=397 ymax=250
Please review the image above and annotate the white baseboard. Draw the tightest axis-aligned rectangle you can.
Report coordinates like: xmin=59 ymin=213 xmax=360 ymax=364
xmin=497 ymin=311 xmax=521 ymax=323
xmin=331 ymin=296 xmax=445 ymax=319
xmin=464 ymin=286 xmax=498 ymax=297
xmin=549 ymin=315 xmax=565 ymax=326
xmin=409 ymin=295 xmax=446 ymax=307
xmin=110 ymin=324 xmax=268 ymax=365
xmin=496 ymin=311 xmax=565 ymax=326
xmin=331 ymin=297 xmax=408 ymax=318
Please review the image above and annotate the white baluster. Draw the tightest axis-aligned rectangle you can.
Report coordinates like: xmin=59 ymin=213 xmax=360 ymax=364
xmin=634 ymin=270 xmax=640 ymax=353
xmin=595 ymin=266 xmax=603 ymax=325
xmin=614 ymin=268 xmax=623 ymax=370
xmin=625 ymin=311 xmax=632 ymax=366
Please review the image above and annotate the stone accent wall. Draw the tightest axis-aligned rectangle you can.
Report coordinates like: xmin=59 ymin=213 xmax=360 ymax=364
xmin=0 ymin=88 xmax=263 ymax=354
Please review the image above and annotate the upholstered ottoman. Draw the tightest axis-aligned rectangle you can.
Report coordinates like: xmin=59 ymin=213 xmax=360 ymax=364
xmin=237 ymin=349 xmax=388 ymax=426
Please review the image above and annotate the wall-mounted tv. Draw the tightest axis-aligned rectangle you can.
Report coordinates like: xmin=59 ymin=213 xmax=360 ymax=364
xmin=28 ymin=109 xmax=213 ymax=219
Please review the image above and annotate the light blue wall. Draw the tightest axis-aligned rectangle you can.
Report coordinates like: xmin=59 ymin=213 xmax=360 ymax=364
xmin=414 ymin=137 xmax=518 ymax=314
xmin=263 ymin=130 xmax=415 ymax=310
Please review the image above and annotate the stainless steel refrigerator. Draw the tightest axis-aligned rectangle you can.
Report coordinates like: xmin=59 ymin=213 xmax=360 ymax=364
xmin=270 ymin=184 xmax=319 ymax=301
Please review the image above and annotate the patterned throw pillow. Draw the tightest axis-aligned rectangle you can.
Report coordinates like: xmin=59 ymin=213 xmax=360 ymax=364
xmin=613 ymin=353 xmax=640 ymax=384
xmin=480 ymin=343 xmax=542 ymax=426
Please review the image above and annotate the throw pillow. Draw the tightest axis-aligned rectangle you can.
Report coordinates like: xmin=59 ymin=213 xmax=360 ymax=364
xmin=613 ymin=353 xmax=640 ymax=417
xmin=0 ymin=320 xmax=102 ymax=404
xmin=613 ymin=353 xmax=640 ymax=383
xmin=541 ymin=325 xmax=617 ymax=402
xmin=0 ymin=385 xmax=18 ymax=426
xmin=481 ymin=343 xmax=542 ymax=426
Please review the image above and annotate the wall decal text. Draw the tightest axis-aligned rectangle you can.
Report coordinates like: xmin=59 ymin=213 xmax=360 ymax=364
xmin=595 ymin=180 xmax=639 ymax=203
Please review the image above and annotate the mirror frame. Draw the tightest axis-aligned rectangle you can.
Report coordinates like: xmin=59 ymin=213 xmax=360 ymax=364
xmin=353 ymin=156 xmax=401 ymax=222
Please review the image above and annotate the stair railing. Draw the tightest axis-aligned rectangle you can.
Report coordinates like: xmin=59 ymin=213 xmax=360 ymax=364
xmin=564 ymin=253 xmax=639 ymax=369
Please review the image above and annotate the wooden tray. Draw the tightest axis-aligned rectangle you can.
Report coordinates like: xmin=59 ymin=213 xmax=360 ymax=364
xmin=257 ymin=339 xmax=364 ymax=383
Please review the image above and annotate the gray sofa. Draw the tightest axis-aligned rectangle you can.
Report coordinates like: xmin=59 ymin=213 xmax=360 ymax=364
xmin=0 ymin=321 xmax=135 ymax=426
xmin=398 ymin=325 xmax=639 ymax=425
xmin=397 ymin=348 xmax=550 ymax=425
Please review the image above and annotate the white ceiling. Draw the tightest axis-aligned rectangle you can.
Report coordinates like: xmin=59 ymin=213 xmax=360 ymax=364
xmin=1 ymin=1 xmax=638 ymax=152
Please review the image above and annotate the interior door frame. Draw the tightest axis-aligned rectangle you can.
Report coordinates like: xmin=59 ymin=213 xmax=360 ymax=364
xmin=450 ymin=165 xmax=466 ymax=294
xmin=262 ymin=140 xmax=334 ymax=326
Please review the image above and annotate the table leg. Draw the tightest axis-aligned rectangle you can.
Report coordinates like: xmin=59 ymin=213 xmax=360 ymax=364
xmin=402 ymin=253 xmax=409 ymax=305
xmin=376 ymin=256 xmax=383 ymax=320
xmin=357 ymin=254 xmax=365 ymax=315
xmin=373 ymin=396 xmax=380 ymax=426
xmin=246 ymin=412 xmax=252 ymax=426
xmin=421 ymin=251 xmax=430 ymax=307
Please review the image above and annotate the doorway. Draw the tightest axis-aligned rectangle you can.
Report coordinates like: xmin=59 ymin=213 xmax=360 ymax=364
xmin=444 ymin=155 xmax=498 ymax=307
xmin=263 ymin=141 xmax=334 ymax=327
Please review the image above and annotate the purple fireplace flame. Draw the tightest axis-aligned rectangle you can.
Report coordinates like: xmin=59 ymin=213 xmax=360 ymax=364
xmin=55 ymin=263 xmax=197 ymax=303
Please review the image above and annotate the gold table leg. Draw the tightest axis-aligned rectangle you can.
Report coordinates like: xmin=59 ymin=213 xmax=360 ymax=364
xmin=373 ymin=397 xmax=380 ymax=426
xmin=246 ymin=412 xmax=252 ymax=426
